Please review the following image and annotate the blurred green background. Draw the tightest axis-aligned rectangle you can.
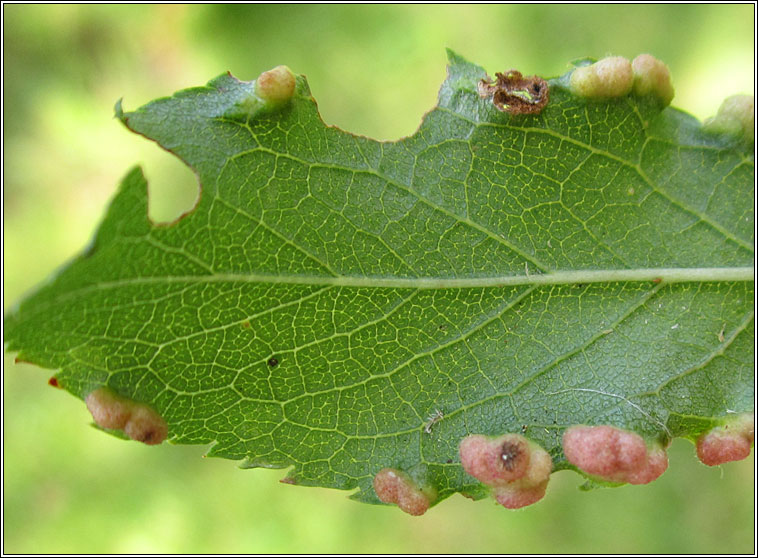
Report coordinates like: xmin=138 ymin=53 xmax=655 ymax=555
xmin=3 ymin=4 xmax=754 ymax=553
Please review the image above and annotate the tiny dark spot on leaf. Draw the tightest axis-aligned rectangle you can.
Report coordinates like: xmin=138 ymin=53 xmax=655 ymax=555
xmin=446 ymin=458 xmax=453 ymax=464
xmin=242 ymin=320 xmax=251 ymax=329
xmin=48 ymin=377 xmax=61 ymax=388
xmin=717 ymin=323 xmax=726 ymax=343
xmin=267 ymin=357 xmax=279 ymax=367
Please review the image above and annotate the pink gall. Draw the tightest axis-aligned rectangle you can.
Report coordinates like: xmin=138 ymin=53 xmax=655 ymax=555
xmin=563 ymin=425 xmax=668 ymax=485
xmin=696 ymin=413 xmax=754 ymax=466
xmin=373 ymin=468 xmax=435 ymax=516
xmin=459 ymin=433 xmax=552 ymax=509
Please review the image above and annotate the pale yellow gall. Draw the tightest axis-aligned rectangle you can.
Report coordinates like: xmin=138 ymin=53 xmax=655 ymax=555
xmin=85 ymin=387 xmax=168 ymax=445
xmin=570 ymin=56 xmax=633 ymax=99
xmin=632 ymin=54 xmax=674 ymax=106
xmin=255 ymin=65 xmax=296 ymax=104
xmin=520 ymin=443 xmax=553 ymax=486
xmin=704 ymin=95 xmax=754 ymax=143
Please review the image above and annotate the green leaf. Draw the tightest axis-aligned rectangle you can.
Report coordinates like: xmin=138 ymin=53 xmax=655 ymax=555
xmin=4 ymin=51 xmax=753 ymax=509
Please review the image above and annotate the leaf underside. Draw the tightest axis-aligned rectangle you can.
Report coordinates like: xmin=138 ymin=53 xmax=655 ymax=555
xmin=5 ymin=51 xmax=754 ymax=506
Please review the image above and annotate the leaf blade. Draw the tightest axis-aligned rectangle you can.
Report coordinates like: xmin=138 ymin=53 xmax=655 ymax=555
xmin=4 ymin=51 xmax=753 ymax=507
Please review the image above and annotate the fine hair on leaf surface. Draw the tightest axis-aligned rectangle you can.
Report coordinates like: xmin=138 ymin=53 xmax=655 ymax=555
xmin=3 ymin=50 xmax=754 ymax=513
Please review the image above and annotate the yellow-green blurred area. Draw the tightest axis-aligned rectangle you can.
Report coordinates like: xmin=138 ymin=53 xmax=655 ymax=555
xmin=3 ymin=4 xmax=754 ymax=553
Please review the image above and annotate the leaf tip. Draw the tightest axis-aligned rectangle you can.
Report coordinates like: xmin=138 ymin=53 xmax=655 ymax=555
xmin=445 ymin=48 xmax=465 ymax=65
xmin=114 ymin=97 xmax=125 ymax=121
xmin=88 ymin=166 xmax=151 ymax=249
xmin=12 ymin=354 xmax=31 ymax=365
xmin=442 ymin=49 xmax=487 ymax=80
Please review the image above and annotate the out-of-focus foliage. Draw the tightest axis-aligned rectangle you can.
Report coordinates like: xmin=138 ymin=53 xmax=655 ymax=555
xmin=3 ymin=4 xmax=754 ymax=554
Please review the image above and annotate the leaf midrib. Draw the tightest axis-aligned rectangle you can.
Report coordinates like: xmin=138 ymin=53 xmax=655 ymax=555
xmin=48 ymin=267 xmax=758 ymax=294
xmin=14 ymin=267 xmax=752 ymax=326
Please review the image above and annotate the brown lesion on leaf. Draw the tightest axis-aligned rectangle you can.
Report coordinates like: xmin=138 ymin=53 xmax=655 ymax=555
xmin=478 ymin=70 xmax=549 ymax=115
xmin=48 ymin=377 xmax=61 ymax=388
